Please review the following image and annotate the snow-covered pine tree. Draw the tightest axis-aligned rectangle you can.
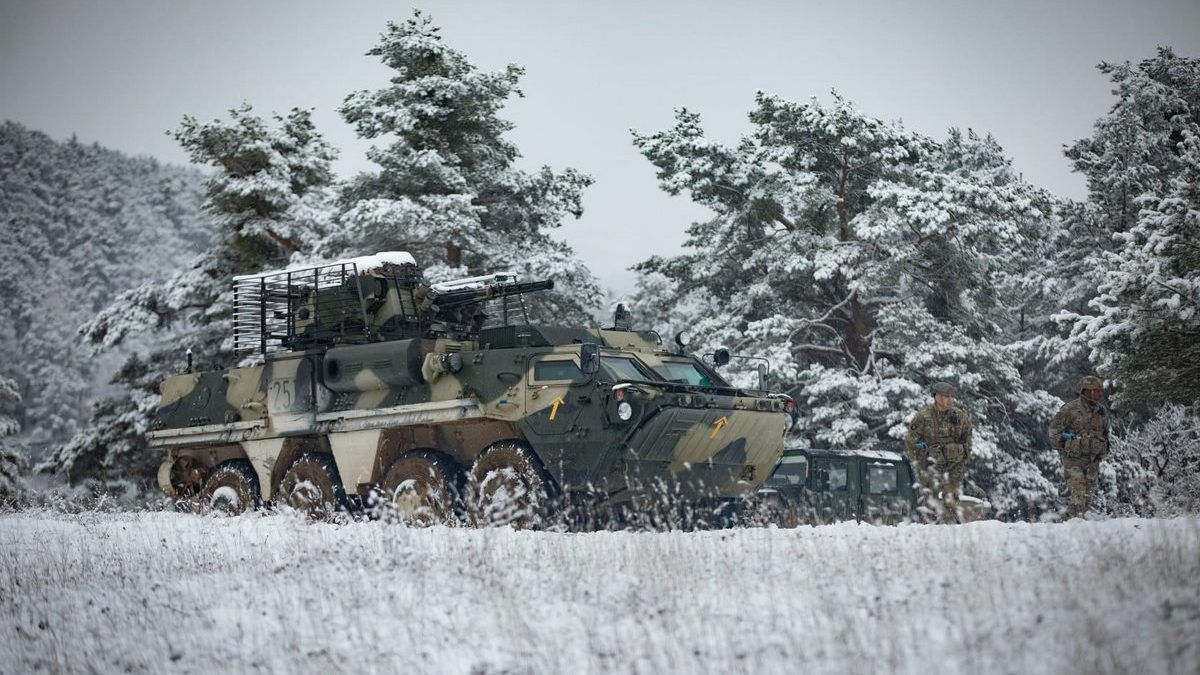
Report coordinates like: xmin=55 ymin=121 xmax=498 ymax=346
xmin=1059 ymin=49 xmax=1200 ymax=410
xmin=0 ymin=122 xmax=211 ymax=463
xmin=630 ymin=92 xmax=1062 ymax=518
xmin=43 ymin=106 xmax=338 ymax=490
xmin=0 ymin=375 xmax=25 ymax=504
xmin=328 ymin=11 xmax=601 ymax=322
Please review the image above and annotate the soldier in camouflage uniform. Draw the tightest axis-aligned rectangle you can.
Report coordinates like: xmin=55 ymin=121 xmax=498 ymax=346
xmin=905 ymin=382 xmax=973 ymax=523
xmin=1049 ymin=375 xmax=1109 ymax=520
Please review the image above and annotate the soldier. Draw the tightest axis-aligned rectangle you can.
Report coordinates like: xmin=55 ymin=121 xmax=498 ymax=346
xmin=905 ymin=382 xmax=973 ymax=523
xmin=1049 ymin=375 xmax=1109 ymax=520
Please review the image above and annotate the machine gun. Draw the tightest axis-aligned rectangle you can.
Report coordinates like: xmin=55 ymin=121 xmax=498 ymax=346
xmin=426 ymin=273 xmax=555 ymax=339
xmin=429 ymin=274 xmax=554 ymax=310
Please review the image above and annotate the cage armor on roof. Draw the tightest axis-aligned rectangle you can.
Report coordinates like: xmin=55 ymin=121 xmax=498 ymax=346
xmin=231 ymin=252 xmax=554 ymax=355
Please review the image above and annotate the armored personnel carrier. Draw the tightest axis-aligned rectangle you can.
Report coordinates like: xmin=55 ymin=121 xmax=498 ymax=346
xmin=150 ymin=252 xmax=794 ymax=526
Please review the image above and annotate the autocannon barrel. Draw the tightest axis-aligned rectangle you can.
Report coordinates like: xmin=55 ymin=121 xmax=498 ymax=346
xmin=430 ymin=279 xmax=555 ymax=309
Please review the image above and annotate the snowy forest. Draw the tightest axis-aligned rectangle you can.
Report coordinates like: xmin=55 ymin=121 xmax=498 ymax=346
xmin=1 ymin=13 xmax=1197 ymax=520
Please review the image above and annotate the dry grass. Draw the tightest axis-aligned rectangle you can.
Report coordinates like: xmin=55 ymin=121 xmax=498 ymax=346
xmin=0 ymin=511 xmax=1197 ymax=674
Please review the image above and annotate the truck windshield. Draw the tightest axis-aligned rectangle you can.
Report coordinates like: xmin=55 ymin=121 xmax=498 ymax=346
xmin=770 ymin=455 xmax=808 ymax=486
xmin=654 ymin=359 xmax=728 ymax=387
xmin=601 ymin=356 xmax=656 ymax=382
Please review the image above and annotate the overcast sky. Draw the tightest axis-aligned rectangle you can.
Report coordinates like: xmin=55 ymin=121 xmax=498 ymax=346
xmin=2 ymin=1 xmax=1198 ymax=294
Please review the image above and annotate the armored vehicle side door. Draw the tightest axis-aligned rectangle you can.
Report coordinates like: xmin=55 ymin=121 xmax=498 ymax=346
xmin=809 ymin=456 xmax=854 ymax=522
xmin=523 ymin=352 xmax=607 ymax=485
xmin=525 ymin=354 xmax=588 ymax=435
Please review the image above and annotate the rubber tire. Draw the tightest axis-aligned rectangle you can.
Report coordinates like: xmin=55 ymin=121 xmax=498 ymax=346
xmin=278 ymin=453 xmax=347 ymax=521
xmin=198 ymin=460 xmax=260 ymax=516
xmin=468 ymin=441 xmax=554 ymax=529
xmin=379 ymin=450 xmax=460 ymax=526
xmin=169 ymin=455 xmax=206 ymax=499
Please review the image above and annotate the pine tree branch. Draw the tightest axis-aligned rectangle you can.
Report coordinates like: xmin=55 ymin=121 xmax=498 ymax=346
xmin=792 ymin=343 xmax=847 ymax=357
xmin=263 ymin=227 xmax=300 ymax=254
xmin=711 ymin=182 xmax=796 ymax=232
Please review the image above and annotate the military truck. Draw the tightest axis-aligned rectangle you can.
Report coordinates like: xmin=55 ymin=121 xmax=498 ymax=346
xmin=756 ymin=446 xmax=990 ymax=525
xmin=755 ymin=447 xmax=918 ymax=524
xmin=150 ymin=252 xmax=794 ymax=526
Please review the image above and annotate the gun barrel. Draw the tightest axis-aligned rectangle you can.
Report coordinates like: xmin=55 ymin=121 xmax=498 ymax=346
xmin=430 ymin=279 xmax=554 ymax=308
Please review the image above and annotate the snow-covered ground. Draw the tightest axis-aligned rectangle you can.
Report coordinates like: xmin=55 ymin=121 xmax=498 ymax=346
xmin=1 ymin=512 xmax=1197 ymax=675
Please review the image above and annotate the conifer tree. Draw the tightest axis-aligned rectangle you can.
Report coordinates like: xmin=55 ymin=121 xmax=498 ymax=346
xmin=0 ymin=375 xmax=25 ymax=504
xmin=43 ymin=106 xmax=337 ymax=489
xmin=0 ymin=122 xmax=210 ymax=459
xmin=1058 ymin=48 xmax=1200 ymax=409
xmin=329 ymin=11 xmax=601 ymax=322
xmin=631 ymin=93 xmax=1061 ymax=517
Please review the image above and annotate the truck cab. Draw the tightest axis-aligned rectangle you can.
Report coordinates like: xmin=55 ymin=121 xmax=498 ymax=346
xmin=758 ymin=447 xmax=918 ymax=524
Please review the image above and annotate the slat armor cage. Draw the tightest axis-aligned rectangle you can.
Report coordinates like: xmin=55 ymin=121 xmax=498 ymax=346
xmin=231 ymin=251 xmax=551 ymax=357
xmin=233 ymin=261 xmax=372 ymax=357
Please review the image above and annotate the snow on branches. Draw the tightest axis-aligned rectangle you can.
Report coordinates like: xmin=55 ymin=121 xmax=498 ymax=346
xmin=330 ymin=11 xmax=600 ymax=323
xmin=46 ymin=107 xmax=340 ymax=489
xmin=0 ymin=375 xmax=25 ymax=503
xmin=631 ymin=92 xmax=1059 ymax=517
xmin=1058 ymin=48 xmax=1200 ymax=409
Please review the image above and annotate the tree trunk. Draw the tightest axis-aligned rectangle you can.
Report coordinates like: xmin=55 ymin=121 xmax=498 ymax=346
xmin=835 ymin=147 xmax=872 ymax=371
xmin=846 ymin=294 xmax=871 ymax=371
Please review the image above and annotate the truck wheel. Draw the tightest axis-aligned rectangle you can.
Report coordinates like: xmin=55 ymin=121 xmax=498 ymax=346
xmin=198 ymin=460 xmax=260 ymax=516
xmin=379 ymin=451 xmax=459 ymax=526
xmin=168 ymin=455 xmax=205 ymax=499
xmin=468 ymin=441 xmax=552 ymax=529
xmin=279 ymin=453 xmax=346 ymax=521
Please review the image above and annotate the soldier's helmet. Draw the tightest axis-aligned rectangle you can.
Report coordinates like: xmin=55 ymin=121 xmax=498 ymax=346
xmin=1076 ymin=375 xmax=1102 ymax=393
xmin=931 ymin=381 xmax=957 ymax=397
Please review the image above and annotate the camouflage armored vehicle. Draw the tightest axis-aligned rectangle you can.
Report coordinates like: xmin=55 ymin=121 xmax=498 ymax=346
xmin=150 ymin=252 xmax=794 ymax=526
xmin=756 ymin=446 xmax=991 ymax=525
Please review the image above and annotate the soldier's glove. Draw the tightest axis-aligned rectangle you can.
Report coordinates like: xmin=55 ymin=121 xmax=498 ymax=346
xmin=915 ymin=440 xmax=928 ymax=450
xmin=1061 ymin=430 xmax=1077 ymax=441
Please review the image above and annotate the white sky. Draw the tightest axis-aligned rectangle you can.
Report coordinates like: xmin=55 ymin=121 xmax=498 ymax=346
xmin=2 ymin=1 xmax=1198 ymax=294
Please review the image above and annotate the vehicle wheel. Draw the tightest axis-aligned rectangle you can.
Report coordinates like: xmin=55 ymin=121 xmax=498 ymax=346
xmin=379 ymin=450 xmax=460 ymax=526
xmin=278 ymin=453 xmax=346 ymax=521
xmin=198 ymin=460 xmax=260 ymax=516
xmin=169 ymin=455 xmax=206 ymax=499
xmin=468 ymin=441 xmax=553 ymax=529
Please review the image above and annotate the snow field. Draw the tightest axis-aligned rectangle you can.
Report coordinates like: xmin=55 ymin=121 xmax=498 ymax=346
xmin=1 ymin=512 xmax=1197 ymax=675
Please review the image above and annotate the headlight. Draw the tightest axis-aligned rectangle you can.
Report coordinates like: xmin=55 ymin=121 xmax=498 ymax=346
xmin=617 ymin=401 xmax=633 ymax=421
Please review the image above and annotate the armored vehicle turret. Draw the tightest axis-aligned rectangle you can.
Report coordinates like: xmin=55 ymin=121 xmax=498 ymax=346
xmin=150 ymin=252 xmax=794 ymax=526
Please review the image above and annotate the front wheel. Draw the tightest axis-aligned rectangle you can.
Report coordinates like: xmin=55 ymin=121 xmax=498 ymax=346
xmin=468 ymin=441 xmax=553 ymax=529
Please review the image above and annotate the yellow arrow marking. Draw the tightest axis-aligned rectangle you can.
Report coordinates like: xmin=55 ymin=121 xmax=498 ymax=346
xmin=710 ymin=416 xmax=729 ymax=438
xmin=549 ymin=396 xmax=566 ymax=421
